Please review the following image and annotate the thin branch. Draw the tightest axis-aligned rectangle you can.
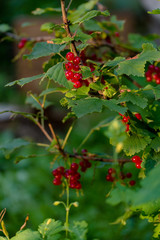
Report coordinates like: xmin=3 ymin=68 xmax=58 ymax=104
xmin=60 ymin=0 xmax=78 ymax=56
xmin=36 ymin=121 xmax=53 ymax=143
xmin=0 ymin=31 xmax=53 ymax=42
xmin=66 ymin=0 xmax=73 ymax=12
xmin=48 ymin=123 xmax=66 ymax=157
xmin=62 ymin=124 xmax=74 ymax=150
xmin=68 ymin=153 xmax=131 ymax=163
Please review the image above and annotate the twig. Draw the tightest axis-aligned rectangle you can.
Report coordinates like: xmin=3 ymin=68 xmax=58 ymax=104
xmin=0 ymin=31 xmax=53 ymax=42
xmin=60 ymin=0 xmax=78 ymax=56
xmin=48 ymin=123 xmax=66 ymax=157
xmin=36 ymin=121 xmax=53 ymax=142
xmin=66 ymin=0 xmax=73 ymax=12
xmin=68 ymin=153 xmax=131 ymax=163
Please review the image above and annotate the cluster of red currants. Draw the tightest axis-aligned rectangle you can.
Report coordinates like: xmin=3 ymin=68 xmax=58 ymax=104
xmin=52 ymin=149 xmax=92 ymax=189
xmin=106 ymin=168 xmax=136 ymax=186
xmin=131 ymin=155 xmax=142 ymax=169
xmin=65 ymin=52 xmax=84 ymax=88
xmin=52 ymin=163 xmax=82 ymax=189
xmin=79 ymin=149 xmax=92 ymax=172
xmin=119 ymin=113 xmax=130 ymax=132
xmin=145 ymin=64 xmax=160 ymax=84
xmin=18 ymin=38 xmax=27 ymax=49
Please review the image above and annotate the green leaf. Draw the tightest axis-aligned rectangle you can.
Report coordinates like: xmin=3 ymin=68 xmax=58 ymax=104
xmin=110 ymin=15 xmax=125 ymax=31
xmin=81 ymin=66 xmax=92 ymax=79
xmin=70 ymin=221 xmax=88 ymax=240
xmin=151 ymin=137 xmax=160 ymax=152
xmin=128 ymin=34 xmax=157 ymax=50
xmin=106 ymin=183 xmax=134 ymax=206
xmin=38 ymin=218 xmax=64 ymax=240
xmin=103 ymin=57 xmax=125 ymax=68
xmin=40 ymin=23 xmax=61 ymax=33
xmin=11 ymin=229 xmax=41 ymax=240
xmin=40 ymin=87 xmax=67 ymax=97
xmin=32 ymin=7 xmax=61 ymax=15
xmin=117 ymin=91 xmax=148 ymax=109
xmin=5 ymin=74 xmax=44 ymax=87
xmin=45 ymin=62 xmax=73 ymax=89
xmin=133 ymin=164 xmax=160 ymax=205
xmin=73 ymin=10 xmax=110 ymax=24
xmin=0 ymin=23 xmax=12 ymax=33
xmin=68 ymin=0 xmax=99 ymax=22
xmin=53 ymin=37 xmax=73 ymax=44
xmin=68 ymin=98 xmax=103 ymax=118
xmin=148 ymin=8 xmax=160 ymax=14
xmin=123 ymin=134 xmax=151 ymax=156
xmin=150 ymin=85 xmax=160 ymax=100
xmin=103 ymin=99 xmax=127 ymax=114
xmin=68 ymin=98 xmax=127 ymax=118
xmin=153 ymin=224 xmax=160 ymax=238
xmin=24 ymin=42 xmax=66 ymax=60
xmin=0 ymin=138 xmax=30 ymax=158
xmin=117 ymin=43 xmax=160 ymax=76
xmin=74 ymin=31 xmax=92 ymax=43
xmin=83 ymin=19 xmax=102 ymax=31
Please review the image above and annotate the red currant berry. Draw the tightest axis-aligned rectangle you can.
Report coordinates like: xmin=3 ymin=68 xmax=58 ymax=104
xmin=75 ymin=181 xmax=82 ymax=189
xmin=65 ymin=70 xmax=74 ymax=80
xmin=155 ymin=66 xmax=159 ymax=72
xmin=73 ymin=56 xmax=81 ymax=65
xmin=108 ymin=168 xmax=116 ymax=175
xmin=118 ymin=112 xmax=124 ymax=116
xmin=73 ymin=81 xmax=82 ymax=88
xmin=146 ymin=76 xmax=152 ymax=82
xmin=18 ymin=41 xmax=25 ymax=49
xmin=54 ymin=174 xmax=62 ymax=180
xmin=70 ymin=163 xmax=79 ymax=172
xmin=122 ymin=116 xmax=129 ymax=123
xmin=148 ymin=65 xmax=155 ymax=71
xmin=106 ymin=174 xmax=114 ymax=182
xmin=73 ymin=73 xmax=81 ymax=81
xmin=74 ymin=172 xmax=81 ymax=180
xmin=156 ymin=78 xmax=160 ymax=84
xmin=52 ymin=169 xmax=59 ymax=177
xmin=135 ymin=113 xmax=142 ymax=120
xmin=115 ymin=32 xmax=120 ymax=37
xmin=126 ymin=172 xmax=132 ymax=178
xmin=82 ymin=149 xmax=88 ymax=154
xmin=125 ymin=124 xmax=130 ymax=132
xmin=65 ymin=62 xmax=74 ymax=70
xmin=66 ymin=52 xmax=74 ymax=61
xmin=53 ymin=178 xmax=62 ymax=185
xmin=132 ymin=155 xmax=141 ymax=163
xmin=153 ymin=73 xmax=159 ymax=80
xmin=135 ymin=162 xmax=142 ymax=169
xmin=73 ymin=65 xmax=80 ymax=71
xmin=21 ymin=38 xmax=27 ymax=44
xmin=120 ymin=172 xmax=126 ymax=180
xmin=85 ymin=160 xmax=91 ymax=168
xmin=129 ymin=180 xmax=136 ymax=186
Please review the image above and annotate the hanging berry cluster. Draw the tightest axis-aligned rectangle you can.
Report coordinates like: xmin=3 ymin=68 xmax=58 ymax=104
xmin=52 ymin=163 xmax=82 ymax=189
xmin=18 ymin=38 xmax=27 ymax=49
xmin=65 ymin=52 xmax=84 ymax=89
xmin=145 ymin=64 xmax=160 ymax=84
xmin=52 ymin=154 xmax=92 ymax=189
xmin=132 ymin=155 xmax=142 ymax=169
xmin=119 ymin=113 xmax=130 ymax=132
xmin=106 ymin=168 xmax=136 ymax=186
